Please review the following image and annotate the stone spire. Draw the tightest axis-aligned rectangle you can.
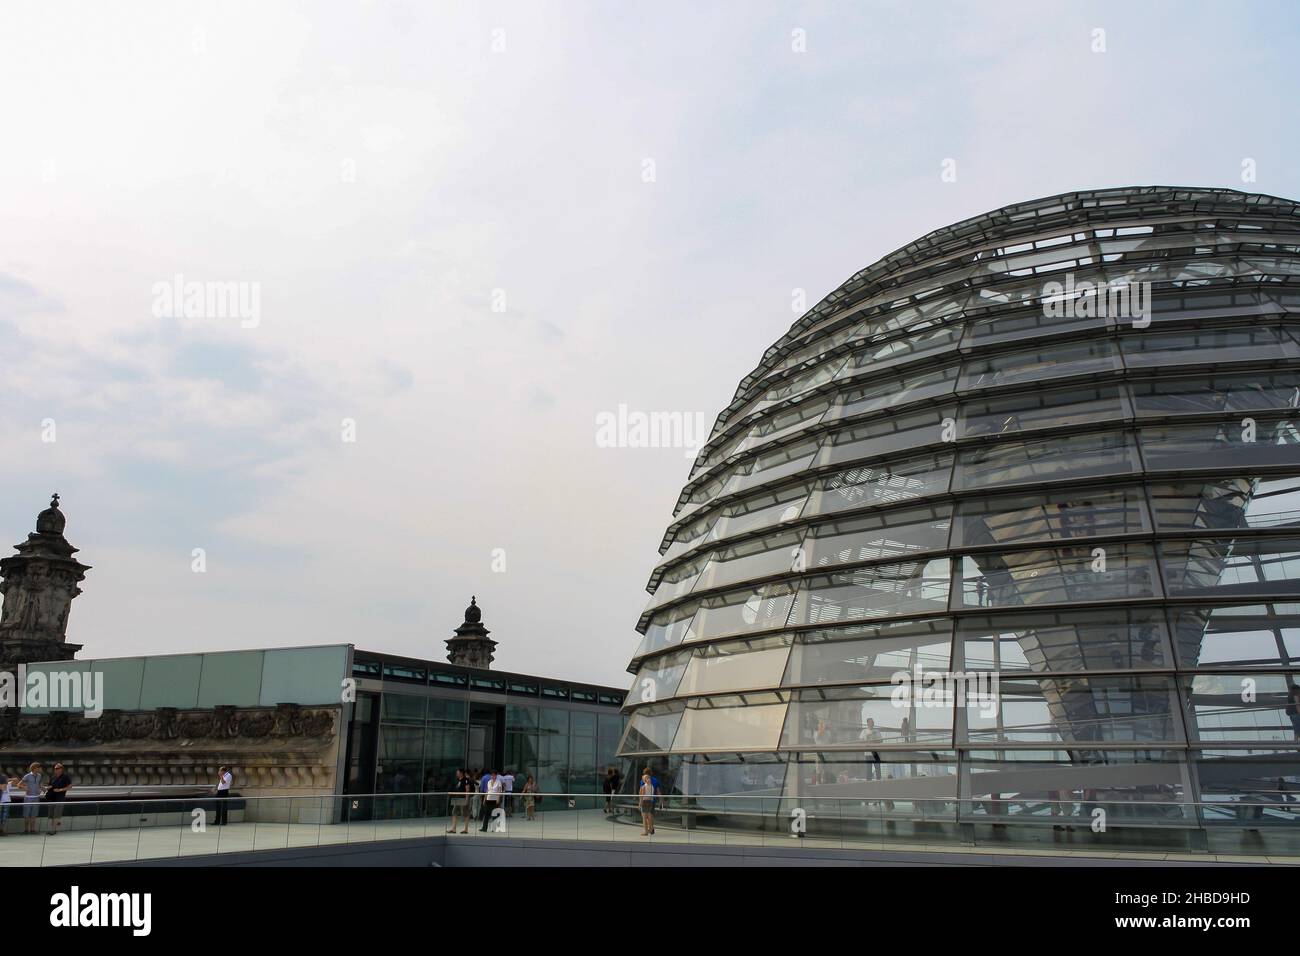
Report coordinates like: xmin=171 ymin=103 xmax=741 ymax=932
xmin=445 ymin=595 xmax=497 ymax=669
xmin=0 ymin=494 xmax=89 ymax=666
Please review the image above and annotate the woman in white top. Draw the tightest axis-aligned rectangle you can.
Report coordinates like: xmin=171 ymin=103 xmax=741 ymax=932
xmin=638 ymin=771 xmax=657 ymax=836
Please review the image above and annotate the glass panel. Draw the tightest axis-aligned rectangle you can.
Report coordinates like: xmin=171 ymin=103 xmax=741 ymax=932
xmin=673 ymin=752 xmax=788 ymax=797
xmin=618 ymin=704 xmax=685 ymax=755
xmin=1194 ymin=749 xmax=1300 ymax=809
xmin=626 ymin=648 xmax=692 ymax=705
xmin=91 ymin=658 xmax=146 ymax=711
xmin=380 ymin=693 xmax=426 ymax=723
xmin=965 ymin=675 xmax=1181 ymax=744
xmin=957 ymin=608 xmax=1173 ymax=672
xmin=259 ymin=646 xmax=349 ymax=707
xmin=1131 ymin=371 xmax=1300 ymax=417
xmin=376 ymin=725 xmax=424 ymax=796
xmin=636 ymin=604 xmax=698 ymax=657
xmin=804 ymin=452 xmax=953 ymax=517
xmin=960 ymin=383 xmax=1127 ymax=438
xmin=724 ymin=438 xmax=822 ymax=496
xmin=786 ymin=751 xmax=959 ymax=802
xmin=676 ymin=635 xmax=793 ymax=696
xmin=682 ymin=582 xmax=798 ymax=643
xmin=506 ymin=704 xmax=538 ymax=730
xmin=1120 ymin=325 xmax=1290 ymax=368
xmin=423 ymin=728 xmax=467 ymax=792
xmin=1138 ymin=417 xmax=1300 ymax=471
xmin=672 ymin=701 xmax=788 ymax=750
xmin=138 ymin=655 xmax=203 ymax=710
xmin=964 ymin=749 xmax=1188 ymax=818
xmin=960 ymin=543 xmax=1160 ymax=608
xmin=952 ymin=486 xmax=1149 ymax=549
xmin=955 ymin=430 xmax=1140 ymax=490
xmin=787 ymin=559 xmax=951 ymax=626
xmin=689 ymin=528 xmax=806 ymax=593
xmin=1186 ymin=673 xmax=1300 ymax=743
xmin=804 ymin=504 xmax=951 ymax=567
xmin=959 ymin=338 xmax=1120 ymax=390
xmin=818 ymin=406 xmax=954 ymax=466
xmin=830 ymin=364 xmax=959 ymax=420
xmin=782 ymin=685 xmax=953 ymax=746
xmin=839 ymin=323 xmax=961 ymax=375
xmin=539 ymin=707 xmax=569 ymax=736
xmin=196 ymin=650 xmax=264 ymax=708
xmin=1171 ymin=604 xmax=1300 ymax=669
xmin=1161 ymin=537 xmax=1300 ymax=596
xmin=1151 ymin=475 xmax=1300 ymax=531
xmin=783 ymin=619 xmax=952 ymax=685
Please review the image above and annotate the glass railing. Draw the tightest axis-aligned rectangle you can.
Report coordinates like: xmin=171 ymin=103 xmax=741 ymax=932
xmin=3 ymin=790 xmax=1299 ymax=866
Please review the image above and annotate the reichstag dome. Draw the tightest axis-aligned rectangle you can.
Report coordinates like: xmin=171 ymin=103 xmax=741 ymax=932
xmin=619 ymin=185 xmax=1300 ymax=844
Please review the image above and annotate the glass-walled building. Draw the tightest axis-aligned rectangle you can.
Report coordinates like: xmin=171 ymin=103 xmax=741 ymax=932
xmin=345 ymin=649 xmax=626 ymax=812
xmin=621 ymin=186 xmax=1300 ymax=837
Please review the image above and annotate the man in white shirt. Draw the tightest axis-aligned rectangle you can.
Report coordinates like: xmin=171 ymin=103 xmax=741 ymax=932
xmin=502 ymin=771 xmax=515 ymax=816
xmin=215 ymin=765 xmax=233 ymax=826
xmin=479 ymin=771 xmax=504 ymax=831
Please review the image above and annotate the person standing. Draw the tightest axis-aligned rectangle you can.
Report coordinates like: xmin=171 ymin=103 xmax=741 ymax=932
xmin=479 ymin=770 xmax=504 ymax=832
xmin=20 ymin=763 xmax=43 ymax=834
xmin=214 ymin=765 xmax=233 ymax=826
xmin=502 ymin=769 xmax=515 ymax=816
xmin=522 ymin=774 xmax=539 ymax=820
xmin=0 ymin=777 xmax=14 ymax=836
xmin=638 ymin=769 xmax=659 ymax=836
xmin=603 ymin=767 xmax=621 ymax=813
xmin=447 ymin=769 xmax=472 ymax=834
xmin=44 ymin=762 xmax=72 ymax=835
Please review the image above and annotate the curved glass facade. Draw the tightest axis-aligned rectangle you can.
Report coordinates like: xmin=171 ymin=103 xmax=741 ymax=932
xmin=620 ymin=186 xmax=1300 ymax=835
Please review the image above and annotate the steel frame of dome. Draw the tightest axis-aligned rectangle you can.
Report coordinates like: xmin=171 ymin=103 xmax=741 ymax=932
xmin=618 ymin=185 xmax=1300 ymax=846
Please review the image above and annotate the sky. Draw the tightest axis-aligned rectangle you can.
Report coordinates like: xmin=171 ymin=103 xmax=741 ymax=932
xmin=1 ymin=0 xmax=1298 ymax=688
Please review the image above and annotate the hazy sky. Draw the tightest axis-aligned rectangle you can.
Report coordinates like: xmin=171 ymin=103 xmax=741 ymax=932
xmin=1 ymin=0 xmax=1298 ymax=687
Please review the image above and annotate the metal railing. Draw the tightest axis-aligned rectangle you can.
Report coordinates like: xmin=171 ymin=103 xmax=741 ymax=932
xmin=2 ymin=789 xmax=1298 ymax=866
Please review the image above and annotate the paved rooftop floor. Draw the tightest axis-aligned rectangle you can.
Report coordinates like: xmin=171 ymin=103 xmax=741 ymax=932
xmin=1 ymin=808 xmax=1297 ymax=866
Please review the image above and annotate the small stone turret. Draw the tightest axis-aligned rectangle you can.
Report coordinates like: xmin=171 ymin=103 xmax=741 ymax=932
xmin=445 ymin=596 xmax=497 ymax=669
xmin=0 ymin=494 xmax=90 ymax=666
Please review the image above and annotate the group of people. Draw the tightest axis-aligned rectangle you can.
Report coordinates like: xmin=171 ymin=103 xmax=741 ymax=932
xmin=446 ymin=768 xmax=540 ymax=833
xmin=0 ymin=761 xmax=73 ymax=836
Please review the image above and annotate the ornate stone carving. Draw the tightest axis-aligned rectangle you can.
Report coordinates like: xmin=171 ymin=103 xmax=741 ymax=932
xmin=0 ymin=495 xmax=89 ymax=667
xmin=0 ymin=704 xmax=338 ymax=744
xmin=446 ymin=595 xmax=498 ymax=669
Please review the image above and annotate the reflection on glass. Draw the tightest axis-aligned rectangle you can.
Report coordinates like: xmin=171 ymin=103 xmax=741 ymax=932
xmin=958 ymin=608 xmax=1172 ymax=672
xmin=1186 ymin=673 xmax=1300 ymax=743
xmin=960 ymin=544 xmax=1159 ymax=608
xmin=805 ymin=453 xmax=952 ymax=517
xmin=676 ymin=635 xmax=793 ymax=697
xmin=618 ymin=703 xmax=685 ymax=754
xmin=956 ymin=431 xmax=1139 ymax=489
xmin=953 ymin=486 xmax=1148 ymax=549
xmin=1170 ymin=604 xmax=1300 ymax=669
xmin=965 ymin=676 xmax=1180 ymax=744
xmin=672 ymin=700 xmax=788 ymax=750
xmin=788 ymin=559 xmax=951 ymax=626
xmin=783 ymin=619 xmax=952 ymax=685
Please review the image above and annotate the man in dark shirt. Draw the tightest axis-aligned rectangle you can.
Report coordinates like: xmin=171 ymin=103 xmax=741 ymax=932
xmin=45 ymin=762 xmax=72 ymax=835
